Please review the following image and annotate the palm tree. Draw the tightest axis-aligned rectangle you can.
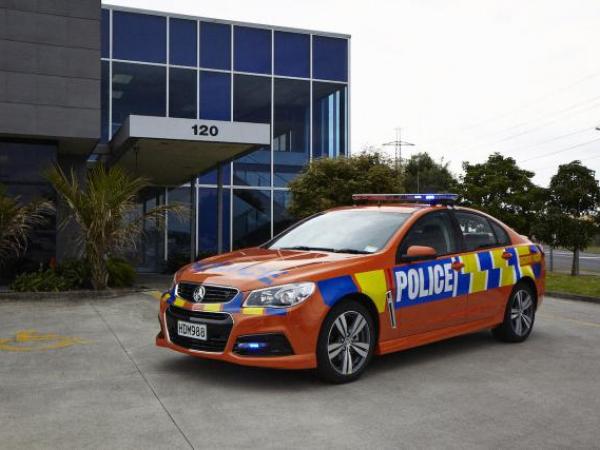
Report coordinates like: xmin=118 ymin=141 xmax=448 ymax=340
xmin=0 ymin=185 xmax=54 ymax=267
xmin=48 ymin=164 xmax=186 ymax=290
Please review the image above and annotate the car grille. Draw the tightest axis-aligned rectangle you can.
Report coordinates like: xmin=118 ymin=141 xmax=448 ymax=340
xmin=165 ymin=305 xmax=233 ymax=353
xmin=176 ymin=282 xmax=238 ymax=303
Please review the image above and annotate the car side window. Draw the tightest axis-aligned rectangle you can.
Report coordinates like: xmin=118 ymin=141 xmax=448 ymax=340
xmin=490 ymin=220 xmax=511 ymax=246
xmin=398 ymin=212 xmax=458 ymax=257
xmin=455 ymin=211 xmax=499 ymax=251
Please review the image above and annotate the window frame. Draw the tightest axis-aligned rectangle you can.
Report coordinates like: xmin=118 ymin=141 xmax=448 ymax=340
xmin=396 ymin=210 xmax=463 ymax=263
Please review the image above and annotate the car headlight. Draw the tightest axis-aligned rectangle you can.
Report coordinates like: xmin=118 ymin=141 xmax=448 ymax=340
xmin=243 ymin=282 xmax=315 ymax=308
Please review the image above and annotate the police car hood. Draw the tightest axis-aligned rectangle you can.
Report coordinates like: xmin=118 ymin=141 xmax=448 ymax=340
xmin=177 ymin=247 xmax=369 ymax=291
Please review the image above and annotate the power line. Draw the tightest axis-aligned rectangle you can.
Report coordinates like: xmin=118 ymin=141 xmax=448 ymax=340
xmin=454 ymin=96 xmax=600 ymax=154
xmin=425 ymin=71 xmax=600 ymax=150
xmin=519 ymin=136 xmax=600 ymax=163
xmin=504 ymin=126 xmax=592 ymax=154
xmin=533 ymin=151 xmax=600 ymax=174
xmin=459 ymin=71 xmax=600 ymax=132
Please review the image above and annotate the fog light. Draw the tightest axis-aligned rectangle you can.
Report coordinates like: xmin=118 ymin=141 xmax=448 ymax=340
xmin=233 ymin=334 xmax=293 ymax=356
xmin=237 ymin=342 xmax=269 ymax=351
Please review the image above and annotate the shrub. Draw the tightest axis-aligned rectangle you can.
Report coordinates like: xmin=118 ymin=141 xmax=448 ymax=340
xmin=106 ymin=257 xmax=135 ymax=288
xmin=58 ymin=258 xmax=92 ymax=289
xmin=10 ymin=269 xmax=75 ymax=292
xmin=9 ymin=257 xmax=136 ymax=291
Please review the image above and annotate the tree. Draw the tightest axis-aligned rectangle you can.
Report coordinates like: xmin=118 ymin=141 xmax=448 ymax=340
xmin=404 ymin=152 xmax=458 ymax=193
xmin=545 ymin=161 xmax=600 ymax=275
xmin=460 ymin=153 xmax=546 ymax=235
xmin=288 ymin=153 xmax=404 ymax=218
xmin=48 ymin=164 xmax=186 ymax=290
xmin=0 ymin=185 xmax=54 ymax=267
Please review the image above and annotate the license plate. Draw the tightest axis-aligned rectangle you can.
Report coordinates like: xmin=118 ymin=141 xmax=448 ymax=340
xmin=177 ymin=321 xmax=207 ymax=341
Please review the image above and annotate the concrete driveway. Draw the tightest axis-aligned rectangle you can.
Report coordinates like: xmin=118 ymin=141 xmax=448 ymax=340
xmin=1 ymin=293 xmax=599 ymax=449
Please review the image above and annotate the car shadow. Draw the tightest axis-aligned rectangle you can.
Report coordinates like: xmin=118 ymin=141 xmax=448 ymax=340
xmin=155 ymin=329 xmax=543 ymax=389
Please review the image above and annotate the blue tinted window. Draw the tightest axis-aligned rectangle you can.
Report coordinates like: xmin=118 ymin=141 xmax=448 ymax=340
xmin=274 ymin=32 xmax=309 ymax=78
xmin=134 ymin=188 xmax=165 ymax=271
xmin=273 ymin=190 xmax=295 ymax=235
xmin=169 ymin=68 xmax=196 ymax=119
xmin=273 ymin=78 xmax=310 ymax=187
xmin=101 ymin=61 xmax=109 ymax=142
xmin=200 ymin=71 xmax=230 ymax=121
xmin=233 ymin=189 xmax=271 ymax=249
xmin=234 ymin=26 xmax=271 ymax=74
xmin=111 ymin=62 xmax=166 ymax=136
xmin=168 ymin=186 xmax=191 ymax=259
xmin=113 ymin=12 xmax=166 ymax=63
xmin=233 ymin=150 xmax=271 ymax=187
xmin=233 ymin=75 xmax=271 ymax=186
xmin=313 ymin=82 xmax=347 ymax=158
xmin=170 ymin=18 xmax=197 ymax=67
xmin=101 ymin=9 xmax=109 ymax=58
xmin=199 ymin=164 xmax=231 ymax=185
xmin=233 ymin=74 xmax=271 ymax=123
xmin=200 ymin=22 xmax=231 ymax=70
xmin=198 ymin=187 xmax=230 ymax=254
xmin=313 ymin=36 xmax=348 ymax=81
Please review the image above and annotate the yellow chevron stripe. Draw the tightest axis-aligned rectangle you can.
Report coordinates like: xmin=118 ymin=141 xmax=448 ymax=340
xmin=500 ymin=266 xmax=516 ymax=287
xmin=491 ymin=249 xmax=508 ymax=269
xmin=202 ymin=303 xmax=223 ymax=312
xmin=173 ymin=298 xmax=187 ymax=308
xmin=242 ymin=307 xmax=265 ymax=315
xmin=519 ymin=255 xmax=534 ymax=266
xmin=461 ymin=253 xmax=479 ymax=273
xmin=354 ymin=270 xmax=387 ymax=313
xmin=521 ymin=265 xmax=535 ymax=280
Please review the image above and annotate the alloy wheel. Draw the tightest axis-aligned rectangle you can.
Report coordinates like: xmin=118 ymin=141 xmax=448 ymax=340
xmin=510 ymin=289 xmax=534 ymax=336
xmin=327 ymin=311 xmax=371 ymax=375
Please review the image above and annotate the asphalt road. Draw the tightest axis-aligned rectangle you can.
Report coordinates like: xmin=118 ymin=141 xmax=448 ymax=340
xmin=1 ymin=293 xmax=599 ymax=449
xmin=549 ymin=249 xmax=600 ymax=274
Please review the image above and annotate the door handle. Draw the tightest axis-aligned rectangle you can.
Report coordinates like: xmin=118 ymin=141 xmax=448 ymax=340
xmin=451 ymin=261 xmax=464 ymax=271
xmin=501 ymin=251 xmax=513 ymax=260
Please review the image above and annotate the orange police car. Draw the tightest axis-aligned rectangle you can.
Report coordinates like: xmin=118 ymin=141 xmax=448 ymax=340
xmin=157 ymin=193 xmax=545 ymax=383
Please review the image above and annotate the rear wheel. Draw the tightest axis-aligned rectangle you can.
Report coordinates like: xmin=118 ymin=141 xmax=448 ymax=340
xmin=316 ymin=300 xmax=375 ymax=383
xmin=492 ymin=283 xmax=536 ymax=342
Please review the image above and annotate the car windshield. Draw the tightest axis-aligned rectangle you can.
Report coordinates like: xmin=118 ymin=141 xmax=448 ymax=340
xmin=267 ymin=210 xmax=412 ymax=254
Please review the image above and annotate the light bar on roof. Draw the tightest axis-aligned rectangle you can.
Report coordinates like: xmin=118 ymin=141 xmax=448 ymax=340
xmin=352 ymin=193 xmax=459 ymax=205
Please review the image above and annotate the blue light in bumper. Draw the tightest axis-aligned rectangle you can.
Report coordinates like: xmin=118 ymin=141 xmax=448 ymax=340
xmin=237 ymin=342 xmax=269 ymax=351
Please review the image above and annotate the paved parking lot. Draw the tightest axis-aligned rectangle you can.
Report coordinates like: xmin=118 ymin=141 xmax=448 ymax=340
xmin=1 ymin=293 xmax=599 ymax=449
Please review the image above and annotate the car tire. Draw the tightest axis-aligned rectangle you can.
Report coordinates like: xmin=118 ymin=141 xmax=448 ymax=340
xmin=492 ymin=282 xmax=536 ymax=343
xmin=316 ymin=300 xmax=376 ymax=383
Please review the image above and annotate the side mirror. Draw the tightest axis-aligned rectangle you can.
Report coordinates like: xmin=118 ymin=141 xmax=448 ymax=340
xmin=399 ymin=245 xmax=437 ymax=263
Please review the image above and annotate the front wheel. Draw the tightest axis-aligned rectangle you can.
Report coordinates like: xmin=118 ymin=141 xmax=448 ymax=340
xmin=316 ymin=301 xmax=375 ymax=383
xmin=492 ymin=283 xmax=536 ymax=342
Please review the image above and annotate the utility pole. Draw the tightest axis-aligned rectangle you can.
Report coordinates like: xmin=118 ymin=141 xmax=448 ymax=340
xmin=383 ymin=127 xmax=415 ymax=170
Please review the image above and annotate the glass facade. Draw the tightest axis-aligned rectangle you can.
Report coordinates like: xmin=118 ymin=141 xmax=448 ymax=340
xmin=169 ymin=68 xmax=196 ymax=119
xmin=0 ymin=141 xmax=57 ymax=270
xmin=101 ymin=7 xmax=349 ymax=265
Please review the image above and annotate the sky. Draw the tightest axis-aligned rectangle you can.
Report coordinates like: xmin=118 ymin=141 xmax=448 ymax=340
xmin=108 ymin=0 xmax=600 ymax=187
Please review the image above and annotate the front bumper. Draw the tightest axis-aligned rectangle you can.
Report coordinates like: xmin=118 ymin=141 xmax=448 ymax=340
xmin=156 ymin=293 xmax=326 ymax=370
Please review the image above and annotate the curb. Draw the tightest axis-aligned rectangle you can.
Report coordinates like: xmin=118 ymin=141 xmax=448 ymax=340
xmin=0 ymin=288 xmax=157 ymax=301
xmin=546 ymin=291 xmax=600 ymax=305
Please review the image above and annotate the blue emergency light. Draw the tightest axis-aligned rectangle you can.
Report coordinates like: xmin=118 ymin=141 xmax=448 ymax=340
xmin=236 ymin=342 xmax=269 ymax=351
xmin=352 ymin=193 xmax=459 ymax=205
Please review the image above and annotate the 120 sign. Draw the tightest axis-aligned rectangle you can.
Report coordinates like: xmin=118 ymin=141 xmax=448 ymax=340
xmin=192 ymin=124 xmax=219 ymax=137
